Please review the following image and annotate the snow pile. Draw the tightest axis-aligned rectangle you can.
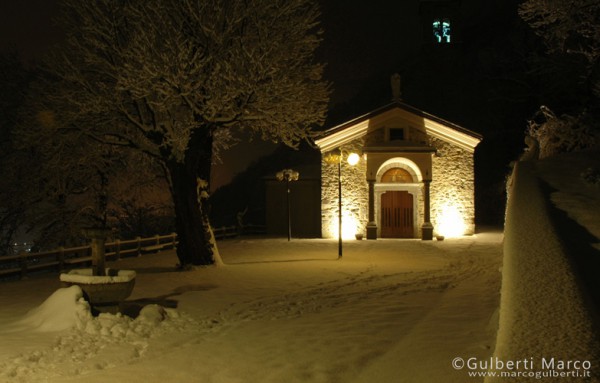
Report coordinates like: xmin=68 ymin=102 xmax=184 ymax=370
xmin=487 ymin=159 xmax=600 ymax=382
xmin=1 ymin=288 xmax=197 ymax=382
xmin=12 ymin=286 xmax=91 ymax=333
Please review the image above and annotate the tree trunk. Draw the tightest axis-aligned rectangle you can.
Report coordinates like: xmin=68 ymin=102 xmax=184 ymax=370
xmin=167 ymin=127 xmax=218 ymax=267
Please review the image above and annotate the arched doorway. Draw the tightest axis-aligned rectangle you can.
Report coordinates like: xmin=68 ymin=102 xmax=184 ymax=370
xmin=381 ymin=190 xmax=414 ymax=238
xmin=379 ymin=168 xmax=414 ymax=238
xmin=375 ymin=158 xmax=422 ymax=238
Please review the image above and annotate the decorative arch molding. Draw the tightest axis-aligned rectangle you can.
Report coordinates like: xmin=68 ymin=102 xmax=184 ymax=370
xmin=381 ymin=168 xmax=414 ymax=183
xmin=372 ymin=157 xmax=424 ymax=238
xmin=376 ymin=157 xmax=423 ymax=183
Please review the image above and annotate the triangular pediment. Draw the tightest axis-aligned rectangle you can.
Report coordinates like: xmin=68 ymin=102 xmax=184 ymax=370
xmin=315 ymin=102 xmax=482 ymax=153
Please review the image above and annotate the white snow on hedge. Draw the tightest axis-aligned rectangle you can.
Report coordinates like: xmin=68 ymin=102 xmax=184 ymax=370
xmin=486 ymin=154 xmax=600 ymax=382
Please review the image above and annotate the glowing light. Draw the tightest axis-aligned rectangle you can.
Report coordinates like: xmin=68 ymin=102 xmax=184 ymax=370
xmin=324 ymin=151 xmax=341 ymax=165
xmin=433 ymin=20 xmax=451 ymax=43
xmin=342 ymin=211 xmax=360 ymax=239
xmin=327 ymin=210 xmax=360 ymax=240
xmin=347 ymin=152 xmax=360 ymax=166
xmin=436 ymin=204 xmax=466 ymax=238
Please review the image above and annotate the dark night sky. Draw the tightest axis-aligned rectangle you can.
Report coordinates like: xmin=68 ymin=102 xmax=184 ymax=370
xmin=0 ymin=0 xmax=426 ymax=189
xmin=1 ymin=0 xmax=530 ymax=222
xmin=0 ymin=0 xmax=423 ymax=99
xmin=0 ymin=0 xmax=61 ymax=61
xmin=0 ymin=0 xmax=516 ymax=114
xmin=319 ymin=1 xmax=423 ymax=104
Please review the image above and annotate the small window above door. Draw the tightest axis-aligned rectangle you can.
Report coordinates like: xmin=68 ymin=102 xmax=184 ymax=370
xmin=387 ymin=127 xmax=407 ymax=142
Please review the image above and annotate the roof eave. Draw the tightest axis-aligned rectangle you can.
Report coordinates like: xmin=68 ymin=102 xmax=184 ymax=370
xmin=315 ymin=101 xmax=483 ymax=153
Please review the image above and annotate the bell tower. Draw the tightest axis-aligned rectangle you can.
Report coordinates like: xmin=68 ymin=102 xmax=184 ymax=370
xmin=419 ymin=0 xmax=461 ymax=46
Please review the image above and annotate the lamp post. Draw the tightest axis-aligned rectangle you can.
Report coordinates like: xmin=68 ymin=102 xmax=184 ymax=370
xmin=276 ymin=169 xmax=299 ymax=241
xmin=324 ymin=149 xmax=360 ymax=259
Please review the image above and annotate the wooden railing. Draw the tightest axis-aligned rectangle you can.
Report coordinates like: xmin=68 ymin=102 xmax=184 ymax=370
xmin=0 ymin=224 xmax=266 ymax=280
xmin=0 ymin=233 xmax=178 ymax=280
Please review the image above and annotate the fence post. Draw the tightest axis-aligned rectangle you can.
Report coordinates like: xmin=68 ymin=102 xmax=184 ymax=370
xmin=136 ymin=236 xmax=142 ymax=257
xmin=57 ymin=246 xmax=65 ymax=271
xmin=171 ymin=232 xmax=177 ymax=249
xmin=19 ymin=251 xmax=27 ymax=279
xmin=82 ymin=227 xmax=110 ymax=276
xmin=115 ymin=239 xmax=121 ymax=260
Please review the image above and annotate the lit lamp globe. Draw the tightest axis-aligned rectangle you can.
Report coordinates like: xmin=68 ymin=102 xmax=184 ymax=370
xmin=347 ymin=152 xmax=360 ymax=166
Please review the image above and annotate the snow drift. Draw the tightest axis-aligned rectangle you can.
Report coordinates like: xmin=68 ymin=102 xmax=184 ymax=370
xmin=487 ymin=159 xmax=600 ymax=382
xmin=11 ymin=286 xmax=91 ymax=333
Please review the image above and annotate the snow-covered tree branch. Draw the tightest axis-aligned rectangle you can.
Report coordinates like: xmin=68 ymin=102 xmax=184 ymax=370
xmin=519 ymin=0 xmax=600 ymax=66
xmin=28 ymin=0 xmax=330 ymax=266
xmin=525 ymin=106 xmax=598 ymax=159
xmin=519 ymin=0 xmax=600 ymax=161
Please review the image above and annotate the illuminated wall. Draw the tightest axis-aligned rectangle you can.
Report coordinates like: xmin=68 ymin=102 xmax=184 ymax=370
xmin=317 ymin=104 xmax=480 ymax=240
xmin=430 ymin=137 xmax=475 ymax=237
xmin=321 ymin=138 xmax=476 ymax=239
xmin=321 ymin=140 xmax=368 ymax=239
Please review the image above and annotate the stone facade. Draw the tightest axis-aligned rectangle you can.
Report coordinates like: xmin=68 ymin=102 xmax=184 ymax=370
xmin=316 ymin=102 xmax=481 ymax=240
xmin=430 ymin=138 xmax=476 ymax=236
xmin=321 ymin=139 xmax=368 ymax=238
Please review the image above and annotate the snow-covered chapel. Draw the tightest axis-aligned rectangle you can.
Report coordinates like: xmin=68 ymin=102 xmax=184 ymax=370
xmin=315 ymin=76 xmax=482 ymax=240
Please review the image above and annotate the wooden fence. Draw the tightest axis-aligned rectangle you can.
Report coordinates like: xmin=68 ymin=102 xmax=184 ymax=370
xmin=0 ymin=224 xmax=265 ymax=280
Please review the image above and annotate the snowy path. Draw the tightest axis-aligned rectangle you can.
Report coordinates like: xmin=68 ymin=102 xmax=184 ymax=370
xmin=0 ymin=233 xmax=502 ymax=383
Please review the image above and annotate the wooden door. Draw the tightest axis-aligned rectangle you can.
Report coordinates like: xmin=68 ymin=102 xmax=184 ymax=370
xmin=381 ymin=191 xmax=414 ymax=238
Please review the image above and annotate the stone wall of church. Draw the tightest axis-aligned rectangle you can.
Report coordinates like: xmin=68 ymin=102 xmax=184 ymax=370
xmin=321 ymin=136 xmax=476 ymax=239
xmin=430 ymin=138 xmax=476 ymax=236
xmin=321 ymin=139 xmax=369 ymax=238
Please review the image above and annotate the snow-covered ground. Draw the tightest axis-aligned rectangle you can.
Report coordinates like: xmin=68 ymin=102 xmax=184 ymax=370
xmin=0 ymin=233 xmax=503 ymax=383
xmin=3 ymin=150 xmax=598 ymax=383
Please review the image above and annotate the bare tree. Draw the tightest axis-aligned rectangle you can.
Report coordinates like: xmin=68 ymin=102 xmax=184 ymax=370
xmin=31 ymin=0 xmax=329 ymax=266
xmin=14 ymin=106 xmax=129 ymax=248
xmin=519 ymin=0 xmax=599 ymax=96
xmin=108 ymin=154 xmax=174 ymax=239
xmin=0 ymin=52 xmax=55 ymax=253
xmin=518 ymin=0 xmax=600 ymax=159
xmin=519 ymin=0 xmax=599 ymax=63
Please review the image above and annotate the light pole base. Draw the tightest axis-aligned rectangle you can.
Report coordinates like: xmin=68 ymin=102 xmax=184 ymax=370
xmin=421 ymin=223 xmax=434 ymax=241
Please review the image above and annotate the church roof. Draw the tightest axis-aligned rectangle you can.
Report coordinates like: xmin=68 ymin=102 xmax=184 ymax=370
xmin=314 ymin=101 xmax=482 ymax=153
